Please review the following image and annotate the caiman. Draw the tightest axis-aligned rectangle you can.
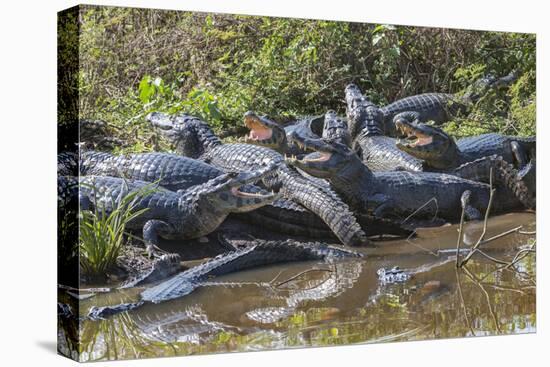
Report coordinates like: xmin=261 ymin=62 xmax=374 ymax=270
xmin=345 ymin=84 xmax=424 ymax=172
xmin=378 ymin=70 xmax=518 ymax=136
xmin=58 ymin=151 xmax=78 ymax=176
xmin=286 ymin=134 xmax=530 ymax=223
xmin=79 ymin=119 xmax=124 ymax=150
xmin=87 ymin=239 xmax=362 ymax=319
xmin=394 ymin=116 xmax=536 ymax=170
xmin=242 ymin=111 xmax=350 ymax=190
xmin=394 ymin=117 xmax=536 ymax=208
xmin=80 ymin=151 xmax=327 ymax=234
xmin=81 ymin=151 xmax=224 ymax=191
xmin=148 ymin=112 xmax=369 ymax=247
xmin=243 ymin=112 xmax=325 ymax=155
xmin=320 ymin=110 xmax=351 ymax=146
xmin=62 ymin=165 xmax=278 ymax=256
xmin=78 ymin=151 xmax=410 ymax=238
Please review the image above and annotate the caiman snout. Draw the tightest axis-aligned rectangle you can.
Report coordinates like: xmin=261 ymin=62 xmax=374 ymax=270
xmin=395 ymin=119 xmax=433 ymax=148
xmin=147 ymin=112 xmax=176 ymax=130
xmin=243 ymin=111 xmax=286 ymax=148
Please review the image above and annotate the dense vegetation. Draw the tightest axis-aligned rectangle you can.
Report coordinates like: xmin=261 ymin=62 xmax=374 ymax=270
xmin=76 ymin=5 xmax=536 ymax=154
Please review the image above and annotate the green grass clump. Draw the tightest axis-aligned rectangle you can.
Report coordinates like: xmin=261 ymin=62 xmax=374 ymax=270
xmin=79 ymin=183 xmax=152 ymax=277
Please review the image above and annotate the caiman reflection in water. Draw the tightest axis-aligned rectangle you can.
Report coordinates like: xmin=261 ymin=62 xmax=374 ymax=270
xmin=59 ymin=212 xmax=535 ymax=361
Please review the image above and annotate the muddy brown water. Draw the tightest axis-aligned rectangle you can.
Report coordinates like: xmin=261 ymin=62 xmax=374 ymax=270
xmin=58 ymin=212 xmax=536 ymax=361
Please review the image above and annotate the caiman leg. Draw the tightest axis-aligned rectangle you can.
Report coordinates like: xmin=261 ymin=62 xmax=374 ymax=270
xmin=143 ymin=220 xmax=175 ymax=258
xmin=510 ymin=141 xmax=528 ymax=168
xmin=452 ymin=155 xmax=534 ymax=209
xmin=393 ymin=111 xmax=421 ymax=124
xmin=460 ymin=190 xmax=482 ymax=221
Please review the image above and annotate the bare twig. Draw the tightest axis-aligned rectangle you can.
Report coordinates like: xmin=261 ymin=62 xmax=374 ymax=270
xmin=454 ymin=164 xmax=535 ymax=273
xmin=459 ymin=169 xmax=495 ymax=267
xmin=473 ymin=249 xmax=510 ymax=265
xmin=455 ymin=203 xmax=467 ymax=267
xmin=477 ymin=226 xmax=523 ymax=246
xmin=504 ymin=241 xmax=536 ymax=270
xmin=268 ymin=270 xmax=286 ymax=285
xmin=401 ymin=197 xmax=439 ymax=225
xmin=480 ymin=283 xmax=533 ymax=294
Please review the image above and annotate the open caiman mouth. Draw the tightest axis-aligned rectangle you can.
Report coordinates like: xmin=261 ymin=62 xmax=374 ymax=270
xmin=230 ymin=187 xmax=274 ymax=198
xmin=244 ymin=116 xmax=273 ymax=141
xmin=395 ymin=121 xmax=433 ymax=147
xmin=288 ymin=137 xmax=333 ymax=162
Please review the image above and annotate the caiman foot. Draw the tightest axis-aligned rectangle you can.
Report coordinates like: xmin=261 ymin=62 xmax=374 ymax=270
xmin=461 ymin=190 xmax=481 ymax=221
xmin=145 ymin=243 xmax=170 ymax=259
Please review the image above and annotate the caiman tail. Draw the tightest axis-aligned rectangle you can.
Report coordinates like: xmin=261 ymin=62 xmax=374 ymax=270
xmin=453 ymin=155 xmax=535 ymax=209
xmin=277 ymin=166 xmax=369 ymax=246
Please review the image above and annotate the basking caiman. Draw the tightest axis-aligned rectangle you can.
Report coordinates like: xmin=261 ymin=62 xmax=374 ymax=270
xmin=80 ymin=151 xmax=330 ymax=235
xmin=394 ymin=117 xmax=536 ymax=170
xmin=243 ymin=112 xmax=325 ymax=155
xmin=286 ymin=135 xmax=529 ymax=222
xmin=394 ymin=117 xmax=536 ymax=208
xmin=64 ymin=166 xmax=278 ymax=256
xmin=243 ymin=111 xmax=351 ymax=152
xmin=320 ymin=110 xmax=352 ymax=146
xmin=87 ymin=239 xmax=362 ymax=319
xmin=345 ymin=84 xmax=424 ymax=172
xmin=378 ymin=71 xmax=518 ymax=136
xmin=148 ymin=112 xmax=369 ymax=247
xmin=70 ymin=151 xmax=411 ymax=239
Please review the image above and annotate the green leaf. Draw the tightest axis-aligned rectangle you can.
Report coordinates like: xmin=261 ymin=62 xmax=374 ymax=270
xmin=138 ymin=75 xmax=154 ymax=104
xmin=207 ymin=101 xmax=222 ymax=120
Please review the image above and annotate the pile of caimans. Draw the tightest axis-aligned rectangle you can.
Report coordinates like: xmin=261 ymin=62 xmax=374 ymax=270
xmin=58 ymin=71 xmax=535 ymax=318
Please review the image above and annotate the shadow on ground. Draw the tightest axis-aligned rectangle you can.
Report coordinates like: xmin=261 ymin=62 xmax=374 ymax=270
xmin=35 ymin=340 xmax=57 ymax=355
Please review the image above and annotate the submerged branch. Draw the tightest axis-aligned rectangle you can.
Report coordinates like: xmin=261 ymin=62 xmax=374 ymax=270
xmin=459 ymin=185 xmax=495 ymax=267
xmin=274 ymin=267 xmax=334 ymax=289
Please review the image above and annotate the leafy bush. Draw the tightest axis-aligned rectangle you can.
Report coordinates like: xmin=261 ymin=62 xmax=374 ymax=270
xmin=509 ymin=70 xmax=536 ymax=136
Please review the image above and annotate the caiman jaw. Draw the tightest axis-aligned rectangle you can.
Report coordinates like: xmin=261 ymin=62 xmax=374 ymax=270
xmin=413 ymin=134 xmax=433 ymax=147
xmin=395 ymin=121 xmax=433 ymax=147
xmin=244 ymin=122 xmax=273 ymax=142
xmin=227 ymin=185 xmax=278 ymax=213
xmin=230 ymin=187 xmax=274 ymax=198
xmin=244 ymin=113 xmax=273 ymax=143
xmin=302 ymin=152 xmax=332 ymax=162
